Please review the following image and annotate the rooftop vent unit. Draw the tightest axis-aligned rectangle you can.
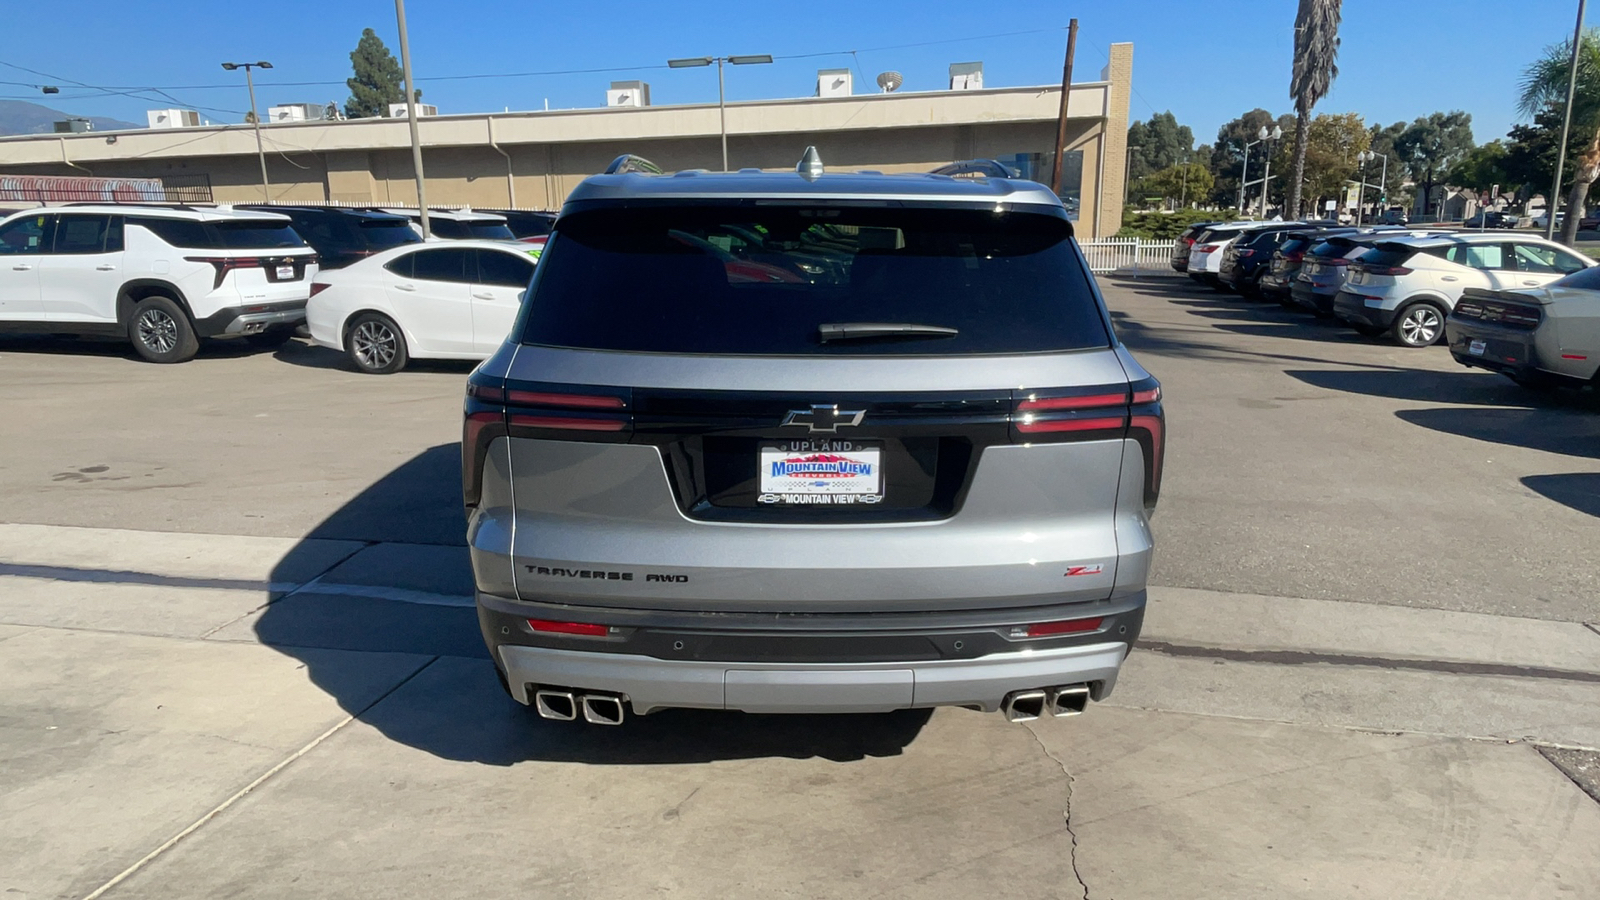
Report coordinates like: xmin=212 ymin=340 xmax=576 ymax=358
xmin=388 ymin=103 xmax=438 ymax=118
xmin=607 ymin=80 xmax=651 ymax=108
xmin=53 ymin=119 xmax=93 ymax=134
xmin=268 ymin=103 xmax=329 ymax=122
xmin=817 ymin=68 xmax=852 ymax=98
xmin=949 ymin=61 xmax=984 ymax=91
xmin=147 ymin=108 xmax=201 ymax=129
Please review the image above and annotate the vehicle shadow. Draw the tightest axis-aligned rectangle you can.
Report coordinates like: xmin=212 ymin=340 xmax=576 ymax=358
xmin=1395 ymin=407 xmax=1600 ymax=459
xmin=0 ymin=333 xmax=264 ymax=361
xmin=260 ymin=443 xmax=932 ymax=765
xmin=1286 ymin=367 xmax=1590 ymax=408
xmin=1521 ymin=474 xmax=1600 ymax=518
xmin=272 ymin=340 xmax=480 ymax=376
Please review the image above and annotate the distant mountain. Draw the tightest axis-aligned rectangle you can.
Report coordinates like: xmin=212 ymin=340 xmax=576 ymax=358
xmin=0 ymin=100 xmax=142 ymax=137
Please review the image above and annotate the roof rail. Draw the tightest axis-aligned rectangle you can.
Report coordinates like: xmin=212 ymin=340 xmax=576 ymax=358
xmin=930 ymin=159 xmax=1017 ymax=179
xmin=604 ymin=154 xmax=663 ymax=175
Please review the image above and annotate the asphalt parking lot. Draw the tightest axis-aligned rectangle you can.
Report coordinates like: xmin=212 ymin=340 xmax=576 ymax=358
xmin=3 ymin=277 xmax=1599 ymax=898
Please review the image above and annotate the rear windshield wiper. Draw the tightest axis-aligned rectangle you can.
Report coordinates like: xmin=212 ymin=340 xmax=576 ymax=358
xmin=817 ymin=322 xmax=959 ymax=343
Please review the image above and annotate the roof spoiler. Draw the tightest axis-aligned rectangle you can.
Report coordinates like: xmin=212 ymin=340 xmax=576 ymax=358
xmin=603 ymin=154 xmax=663 ymax=176
xmin=930 ymin=159 xmax=1018 ymax=179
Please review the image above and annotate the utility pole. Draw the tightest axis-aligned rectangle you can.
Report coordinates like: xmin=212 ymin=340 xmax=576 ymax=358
xmin=1049 ymin=19 xmax=1079 ymax=196
xmin=1549 ymin=0 xmax=1588 ymax=241
xmin=395 ymin=0 xmax=430 ymax=238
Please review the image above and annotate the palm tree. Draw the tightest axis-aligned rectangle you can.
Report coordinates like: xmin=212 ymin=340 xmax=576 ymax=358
xmin=1288 ymin=0 xmax=1342 ymax=219
xmin=1519 ymin=29 xmax=1600 ymax=246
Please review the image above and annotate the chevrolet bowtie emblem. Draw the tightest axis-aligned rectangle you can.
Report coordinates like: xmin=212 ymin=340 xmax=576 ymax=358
xmin=781 ymin=404 xmax=866 ymax=433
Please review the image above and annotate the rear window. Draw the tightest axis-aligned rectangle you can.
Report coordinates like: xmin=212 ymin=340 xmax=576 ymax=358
xmin=521 ymin=205 xmax=1109 ymax=356
xmin=1554 ymin=265 xmax=1600 ymax=290
xmin=132 ymin=217 xmax=306 ymax=250
xmin=1307 ymin=239 xmax=1355 ymax=259
xmin=359 ymin=218 xmax=422 ymax=248
xmin=429 ymin=218 xmax=515 ymax=241
xmin=1358 ymin=246 xmax=1414 ymax=268
xmin=1278 ymin=237 xmax=1310 ymax=255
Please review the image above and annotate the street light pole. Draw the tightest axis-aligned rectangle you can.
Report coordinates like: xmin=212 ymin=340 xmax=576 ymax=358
xmin=1257 ymin=125 xmax=1282 ymax=219
xmin=1239 ymin=138 xmax=1259 ymax=213
xmin=221 ymin=61 xmax=273 ymax=202
xmin=1549 ymin=0 xmax=1589 ymax=241
xmin=668 ymin=54 xmax=773 ymax=172
xmin=395 ymin=0 xmax=430 ymax=238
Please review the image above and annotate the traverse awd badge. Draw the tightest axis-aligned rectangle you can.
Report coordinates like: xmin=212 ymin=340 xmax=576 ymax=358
xmin=781 ymin=404 xmax=866 ymax=433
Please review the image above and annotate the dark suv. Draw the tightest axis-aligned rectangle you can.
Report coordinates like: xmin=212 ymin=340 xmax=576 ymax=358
xmin=1219 ymin=223 xmax=1305 ymax=296
xmin=462 ymin=150 xmax=1165 ymax=726
xmin=478 ymin=209 xmax=558 ymax=240
xmin=237 ymin=205 xmax=420 ymax=269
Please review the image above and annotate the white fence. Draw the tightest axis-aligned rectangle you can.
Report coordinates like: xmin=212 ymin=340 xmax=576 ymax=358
xmin=1079 ymin=238 xmax=1178 ymax=274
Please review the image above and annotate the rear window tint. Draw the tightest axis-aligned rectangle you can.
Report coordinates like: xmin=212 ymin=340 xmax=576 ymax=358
xmin=358 ymin=219 xmax=422 ymax=248
xmin=1359 ymin=247 xmax=1414 ymax=268
xmin=521 ymin=205 xmax=1109 ymax=356
xmin=1554 ymin=265 xmax=1600 ymax=289
xmin=1278 ymin=238 xmax=1310 ymax=254
xmin=1307 ymin=239 xmax=1355 ymax=258
xmin=132 ymin=217 xmax=305 ymax=249
xmin=428 ymin=219 xmax=515 ymax=241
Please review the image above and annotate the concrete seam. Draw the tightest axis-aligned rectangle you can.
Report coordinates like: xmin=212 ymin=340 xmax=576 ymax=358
xmin=79 ymin=655 xmax=439 ymax=900
xmin=1586 ymin=622 xmax=1600 ymax=640
xmin=195 ymin=540 xmax=372 ymax=640
xmin=1135 ymin=639 xmax=1600 ymax=684
xmin=1024 ymin=724 xmax=1090 ymax=900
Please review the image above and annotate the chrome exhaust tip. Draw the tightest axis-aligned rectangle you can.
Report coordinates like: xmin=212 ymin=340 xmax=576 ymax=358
xmin=1001 ymin=689 xmax=1047 ymax=723
xmin=580 ymin=693 xmax=626 ymax=726
xmin=1047 ymin=684 xmax=1091 ymax=718
xmin=533 ymin=689 xmax=577 ymax=721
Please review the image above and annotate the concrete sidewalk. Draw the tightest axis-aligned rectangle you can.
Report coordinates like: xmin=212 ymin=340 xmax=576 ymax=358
xmin=3 ymin=523 xmax=1599 ymax=899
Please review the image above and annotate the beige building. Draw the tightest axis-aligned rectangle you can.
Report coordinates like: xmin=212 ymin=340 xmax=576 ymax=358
xmin=0 ymin=44 xmax=1133 ymax=237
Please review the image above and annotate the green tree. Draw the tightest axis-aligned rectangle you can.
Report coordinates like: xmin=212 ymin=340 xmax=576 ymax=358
xmin=1281 ymin=112 xmax=1369 ymax=211
xmin=345 ymin=28 xmax=417 ymax=119
xmin=1519 ymin=27 xmax=1600 ymax=245
xmin=1445 ymin=141 xmax=1510 ymax=194
xmin=1288 ymin=0 xmax=1343 ymax=217
xmin=1503 ymin=108 xmax=1587 ymax=202
xmin=1209 ymin=109 xmax=1296 ymax=208
xmin=1392 ymin=111 xmax=1475 ymax=217
xmin=1126 ymin=112 xmax=1196 ymax=182
xmin=1131 ymin=162 xmax=1214 ymax=207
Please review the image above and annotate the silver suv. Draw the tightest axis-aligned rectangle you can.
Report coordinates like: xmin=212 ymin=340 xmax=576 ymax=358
xmin=463 ymin=150 xmax=1164 ymax=726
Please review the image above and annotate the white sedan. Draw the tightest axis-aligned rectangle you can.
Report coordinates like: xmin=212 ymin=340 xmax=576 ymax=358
xmin=306 ymin=239 xmax=539 ymax=373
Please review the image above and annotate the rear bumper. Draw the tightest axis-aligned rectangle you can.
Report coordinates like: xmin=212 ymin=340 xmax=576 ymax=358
xmin=194 ymin=299 xmax=307 ymax=338
xmin=1446 ymin=319 xmax=1558 ymax=380
xmin=1290 ymin=281 xmax=1339 ymax=314
xmin=1332 ymin=290 xmax=1396 ymax=328
xmin=481 ymin=590 xmax=1144 ymax=714
xmin=498 ymin=638 xmax=1130 ymax=715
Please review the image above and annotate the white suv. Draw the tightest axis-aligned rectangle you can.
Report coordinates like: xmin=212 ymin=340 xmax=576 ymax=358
xmin=0 ymin=206 xmax=318 ymax=363
xmin=1333 ymin=232 xmax=1592 ymax=347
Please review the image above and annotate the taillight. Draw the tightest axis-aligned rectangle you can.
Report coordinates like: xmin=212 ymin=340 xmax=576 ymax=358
xmin=1196 ymin=244 xmax=1219 ymax=252
xmin=462 ymin=377 xmax=633 ymax=508
xmin=309 ymin=282 xmax=330 ymax=297
xmin=1237 ymin=249 xmax=1256 ymax=257
xmin=1361 ymin=265 xmax=1412 ymax=276
xmin=1286 ymin=251 xmax=1304 ymax=262
xmin=1011 ymin=382 xmax=1163 ymax=507
xmin=1502 ymin=306 xmax=1542 ymax=327
xmin=185 ymin=256 xmax=265 ymax=290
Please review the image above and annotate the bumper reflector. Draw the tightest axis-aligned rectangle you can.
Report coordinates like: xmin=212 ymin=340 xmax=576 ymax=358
xmin=527 ymin=618 xmax=610 ymax=637
xmin=1014 ymin=617 xmax=1104 ymax=638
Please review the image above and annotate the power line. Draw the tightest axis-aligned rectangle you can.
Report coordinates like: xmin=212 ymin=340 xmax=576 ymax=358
xmin=0 ymin=26 xmax=1075 ymax=99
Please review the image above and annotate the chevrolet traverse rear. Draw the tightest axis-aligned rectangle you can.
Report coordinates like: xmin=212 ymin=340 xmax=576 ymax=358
xmin=463 ymin=151 xmax=1165 ymax=725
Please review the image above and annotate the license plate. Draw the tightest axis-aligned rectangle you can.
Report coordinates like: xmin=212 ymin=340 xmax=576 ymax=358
xmin=275 ymin=265 xmax=295 ymax=280
xmin=1468 ymin=339 xmax=1486 ymax=356
xmin=758 ymin=439 xmax=882 ymax=505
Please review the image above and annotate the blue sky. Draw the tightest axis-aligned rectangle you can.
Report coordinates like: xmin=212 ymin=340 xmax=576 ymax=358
xmin=0 ymin=0 xmax=1585 ymax=145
